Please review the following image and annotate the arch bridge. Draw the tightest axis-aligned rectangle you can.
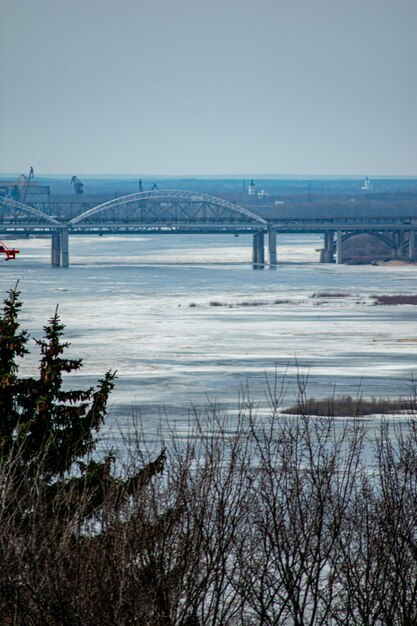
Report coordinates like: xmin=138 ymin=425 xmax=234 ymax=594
xmin=68 ymin=190 xmax=267 ymax=230
xmin=0 ymin=191 xmax=271 ymax=268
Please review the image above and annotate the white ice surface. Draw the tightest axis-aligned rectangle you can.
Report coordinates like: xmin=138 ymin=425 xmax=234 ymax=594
xmin=1 ymin=233 xmax=416 ymax=440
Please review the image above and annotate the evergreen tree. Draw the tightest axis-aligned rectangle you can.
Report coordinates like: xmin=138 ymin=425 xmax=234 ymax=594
xmin=0 ymin=285 xmax=116 ymax=483
xmin=16 ymin=306 xmax=116 ymax=481
xmin=0 ymin=286 xmax=165 ymax=525
xmin=0 ymin=283 xmax=29 ymax=462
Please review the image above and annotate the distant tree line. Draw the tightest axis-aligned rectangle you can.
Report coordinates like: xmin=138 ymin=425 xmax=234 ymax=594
xmin=1 ymin=286 xmax=417 ymax=625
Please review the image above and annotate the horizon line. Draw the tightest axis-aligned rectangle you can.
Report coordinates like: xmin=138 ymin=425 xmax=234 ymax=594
xmin=1 ymin=172 xmax=417 ymax=180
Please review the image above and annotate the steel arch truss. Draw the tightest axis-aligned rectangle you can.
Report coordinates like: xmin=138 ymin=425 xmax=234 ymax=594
xmin=68 ymin=190 xmax=267 ymax=231
xmin=0 ymin=197 xmax=60 ymax=226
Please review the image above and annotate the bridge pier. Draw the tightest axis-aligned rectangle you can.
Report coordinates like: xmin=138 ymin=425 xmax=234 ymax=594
xmin=51 ymin=232 xmax=61 ymax=266
xmin=336 ymin=230 xmax=343 ymax=264
xmin=320 ymin=231 xmax=334 ymax=263
xmin=268 ymin=228 xmax=277 ymax=268
xmin=61 ymin=228 xmax=69 ymax=268
xmin=394 ymin=230 xmax=403 ymax=257
xmin=409 ymin=230 xmax=415 ymax=260
xmin=389 ymin=230 xmax=404 ymax=257
xmin=252 ymin=232 xmax=265 ymax=269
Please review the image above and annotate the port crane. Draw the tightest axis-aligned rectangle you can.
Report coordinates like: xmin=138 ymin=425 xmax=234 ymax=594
xmin=22 ymin=166 xmax=34 ymax=202
xmin=1 ymin=167 xmax=35 ymax=201
xmin=71 ymin=176 xmax=84 ymax=194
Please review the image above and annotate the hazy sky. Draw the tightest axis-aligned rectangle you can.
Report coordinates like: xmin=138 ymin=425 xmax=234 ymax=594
xmin=1 ymin=0 xmax=416 ymax=176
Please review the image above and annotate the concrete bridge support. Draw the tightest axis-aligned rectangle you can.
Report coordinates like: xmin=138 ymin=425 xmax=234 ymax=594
xmin=268 ymin=228 xmax=277 ymax=268
xmin=396 ymin=231 xmax=401 ymax=257
xmin=252 ymin=231 xmax=265 ymax=269
xmin=336 ymin=230 xmax=343 ymax=264
xmin=61 ymin=229 xmax=69 ymax=268
xmin=409 ymin=230 xmax=415 ymax=260
xmin=51 ymin=232 xmax=61 ymax=266
xmin=393 ymin=230 xmax=404 ymax=257
xmin=320 ymin=231 xmax=334 ymax=263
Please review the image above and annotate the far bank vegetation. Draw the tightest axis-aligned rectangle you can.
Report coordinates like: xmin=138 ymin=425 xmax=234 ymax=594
xmin=343 ymin=233 xmax=393 ymax=264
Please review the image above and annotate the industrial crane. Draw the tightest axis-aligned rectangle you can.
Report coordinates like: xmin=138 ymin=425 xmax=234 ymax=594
xmin=5 ymin=167 xmax=34 ymax=201
xmin=22 ymin=166 xmax=34 ymax=202
xmin=71 ymin=176 xmax=84 ymax=194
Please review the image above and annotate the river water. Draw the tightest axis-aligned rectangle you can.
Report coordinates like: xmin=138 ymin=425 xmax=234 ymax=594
xmin=1 ymin=233 xmax=416 ymax=441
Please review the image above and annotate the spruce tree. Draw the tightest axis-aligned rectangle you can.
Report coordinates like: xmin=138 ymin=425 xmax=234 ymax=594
xmin=0 ymin=284 xmax=29 ymax=462
xmin=16 ymin=306 xmax=116 ymax=481
xmin=0 ymin=286 xmax=116 ymax=483
xmin=0 ymin=286 xmax=165 ymax=526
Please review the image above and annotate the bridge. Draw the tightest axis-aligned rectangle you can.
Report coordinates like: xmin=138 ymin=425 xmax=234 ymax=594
xmin=0 ymin=190 xmax=416 ymax=267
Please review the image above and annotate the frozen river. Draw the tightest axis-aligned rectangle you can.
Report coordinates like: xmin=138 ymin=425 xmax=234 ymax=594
xmin=1 ymin=232 xmax=416 ymax=439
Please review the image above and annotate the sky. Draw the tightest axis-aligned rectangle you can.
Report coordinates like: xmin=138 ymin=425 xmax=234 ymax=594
xmin=1 ymin=0 xmax=417 ymax=177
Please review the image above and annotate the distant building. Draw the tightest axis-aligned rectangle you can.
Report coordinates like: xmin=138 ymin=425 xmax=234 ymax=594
xmin=361 ymin=176 xmax=373 ymax=191
xmin=248 ymin=179 xmax=256 ymax=195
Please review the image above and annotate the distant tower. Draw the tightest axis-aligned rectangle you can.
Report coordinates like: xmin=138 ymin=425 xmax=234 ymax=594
xmin=361 ymin=176 xmax=373 ymax=190
xmin=248 ymin=179 xmax=255 ymax=196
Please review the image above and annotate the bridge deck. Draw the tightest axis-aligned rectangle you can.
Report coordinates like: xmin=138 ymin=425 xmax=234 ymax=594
xmin=0 ymin=189 xmax=416 ymax=267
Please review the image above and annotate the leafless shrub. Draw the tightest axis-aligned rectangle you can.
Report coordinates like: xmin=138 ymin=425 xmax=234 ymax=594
xmin=2 ymin=387 xmax=417 ymax=624
xmin=207 ymin=299 xmax=294 ymax=309
xmin=330 ymin=420 xmax=417 ymax=625
xmin=282 ymin=395 xmax=416 ymax=417
xmin=312 ymin=292 xmax=350 ymax=299
xmin=372 ymin=294 xmax=417 ymax=305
